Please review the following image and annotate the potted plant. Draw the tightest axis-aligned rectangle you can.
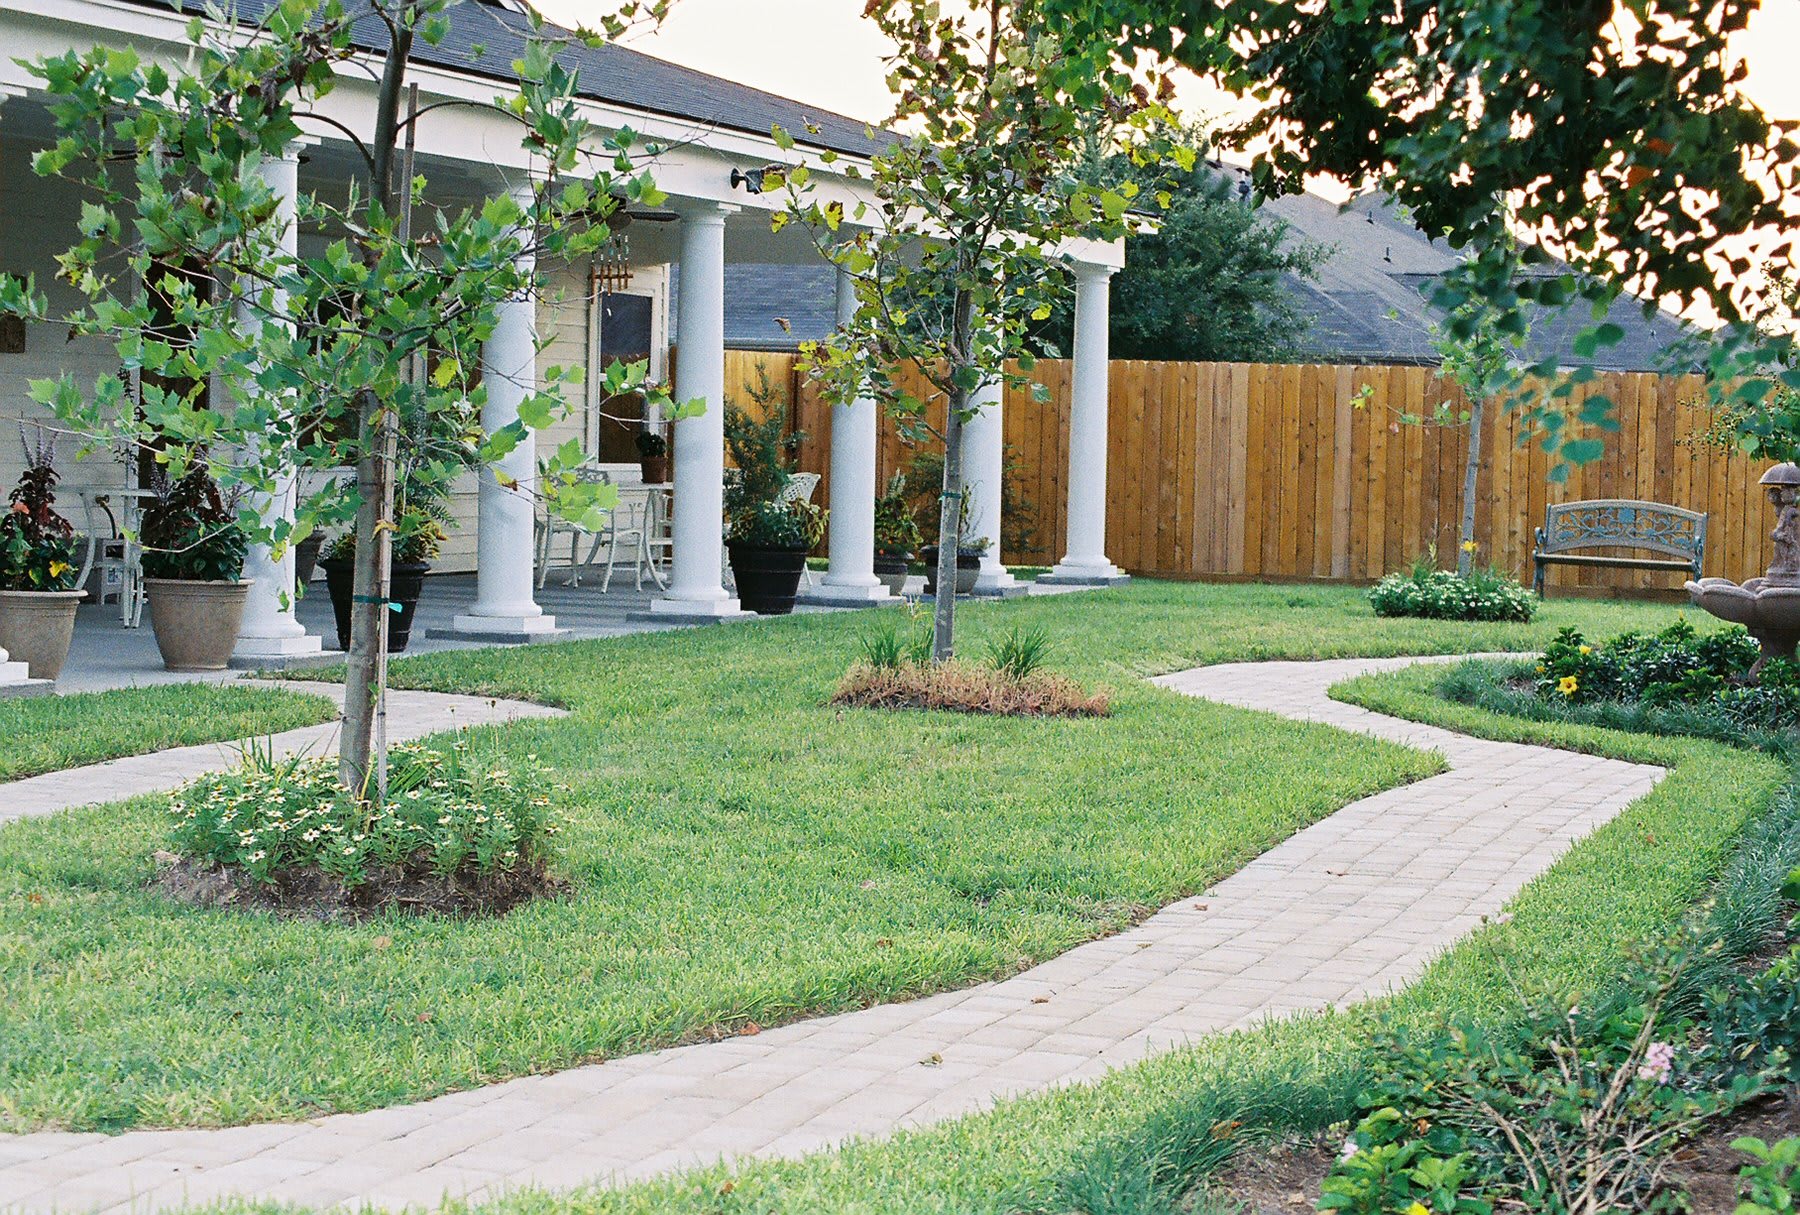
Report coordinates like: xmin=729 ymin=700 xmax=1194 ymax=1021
xmin=0 ymin=429 xmax=86 ymax=680
xmin=635 ymin=426 xmax=670 ymax=484
xmin=724 ymin=401 xmax=825 ymax=615
xmin=920 ymin=486 xmax=986 ymax=597
xmin=138 ymin=468 xmax=250 ymax=671
xmin=320 ymin=503 xmax=447 ymax=654
xmin=873 ymin=472 xmax=920 ymax=596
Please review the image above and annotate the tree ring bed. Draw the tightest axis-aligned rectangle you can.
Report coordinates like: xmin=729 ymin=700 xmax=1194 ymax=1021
xmin=153 ymin=851 xmax=568 ymax=921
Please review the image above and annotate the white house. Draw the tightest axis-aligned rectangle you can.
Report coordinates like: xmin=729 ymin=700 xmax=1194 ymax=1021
xmin=0 ymin=0 xmax=1126 ymax=673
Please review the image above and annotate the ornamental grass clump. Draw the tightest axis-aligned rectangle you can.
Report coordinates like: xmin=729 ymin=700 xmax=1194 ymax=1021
xmin=159 ymin=736 xmax=568 ymax=919
xmin=1368 ymin=550 xmax=1536 ymax=622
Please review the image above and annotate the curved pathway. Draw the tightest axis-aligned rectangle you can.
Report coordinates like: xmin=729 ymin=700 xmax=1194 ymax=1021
xmin=0 ymin=655 xmax=1663 ymax=1215
xmin=0 ymin=682 xmax=566 ymax=825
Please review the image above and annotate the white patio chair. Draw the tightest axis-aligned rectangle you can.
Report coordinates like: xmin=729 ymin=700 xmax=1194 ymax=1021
xmin=535 ymin=467 xmax=612 ymax=589
xmin=74 ymin=488 xmax=149 ymax=627
xmin=780 ymin=472 xmax=822 ymax=588
xmin=601 ymin=485 xmax=669 ymax=592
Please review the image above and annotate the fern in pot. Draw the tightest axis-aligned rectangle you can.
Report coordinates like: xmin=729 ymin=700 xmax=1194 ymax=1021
xmin=724 ymin=401 xmax=826 ymax=615
xmin=0 ymin=428 xmax=86 ymax=680
xmin=138 ymin=468 xmax=250 ymax=671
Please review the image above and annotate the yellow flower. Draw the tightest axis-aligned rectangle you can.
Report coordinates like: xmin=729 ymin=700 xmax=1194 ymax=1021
xmin=1558 ymin=675 xmax=1580 ymax=696
xmin=47 ymin=560 xmax=70 ymax=579
xmin=1578 ymin=644 xmax=1592 ymax=655
xmin=1460 ymin=540 xmax=1479 ymax=553
xmin=1405 ymin=1205 xmax=1434 ymax=1215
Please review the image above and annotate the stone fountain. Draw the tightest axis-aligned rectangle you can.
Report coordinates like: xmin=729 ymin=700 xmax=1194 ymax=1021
xmin=1687 ymin=463 xmax=1800 ymax=677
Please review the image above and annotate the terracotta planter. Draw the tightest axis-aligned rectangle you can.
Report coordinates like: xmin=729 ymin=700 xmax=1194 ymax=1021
xmin=322 ymin=557 xmax=429 ymax=652
xmin=874 ymin=552 xmax=911 ymax=597
xmin=727 ymin=542 xmax=808 ymax=615
xmin=0 ymin=589 xmax=86 ymax=681
xmin=144 ymin=578 xmax=251 ymax=672
xmin=639 ymin=455 xmax=671 ymax=485
xmin=920 ymin=546 xmax=982 ymax=596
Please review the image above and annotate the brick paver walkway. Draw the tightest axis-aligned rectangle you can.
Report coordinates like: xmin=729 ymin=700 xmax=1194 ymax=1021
xmin=0 ymin=682 xmax=565 ymax=825
xmin=0 ymin=655 xmax=1664 ymax=1215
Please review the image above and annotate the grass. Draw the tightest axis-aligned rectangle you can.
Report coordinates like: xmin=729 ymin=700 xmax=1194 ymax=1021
xmin=0 ymin=583 xmax=1736 ymax=1136
xmin=0 ymin=683 xmax=337 ymax=783
xmin=370 ymin=647 xmax=1781 ymax=1215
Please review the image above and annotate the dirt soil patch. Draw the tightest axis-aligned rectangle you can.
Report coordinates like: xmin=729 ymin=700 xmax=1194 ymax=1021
xmin=154 ymin=851 xmax=568 ymax=921
xmin=1198 ymin=1092 xmax=1800 ymax=1214
xmin=830 ymin=661 xmax=1109 ymax=718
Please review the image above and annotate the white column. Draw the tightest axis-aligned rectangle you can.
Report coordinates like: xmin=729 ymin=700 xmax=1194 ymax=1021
xmin=651 ymin=201 xmax=747 ymax=619
xmin=960 ymin=376 xmax=1024 ymax=596
xmin=811 ymin=263 xmax=896 ymax=604
xmin=234 ymin=145 xmax=325 ymax=661
xmin=1045 ymin=263 xmax=1128 ymax=585
xmin=0 ymin=87 xmax=41 ymax=689
xmin=451 ymin=182 xmax=560 ymax=638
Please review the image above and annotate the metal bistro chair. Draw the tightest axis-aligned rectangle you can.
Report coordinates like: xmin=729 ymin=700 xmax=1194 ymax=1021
xmin=535 ymin=466 xmax=612 ymax=589
xmin=780 ymin=472 xmax=822 ymax=588
xmin=601 ymin=484 xmax=669 ymax=592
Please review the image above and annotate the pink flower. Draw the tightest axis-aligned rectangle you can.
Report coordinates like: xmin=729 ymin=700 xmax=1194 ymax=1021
xmin=1638 ymin=1041 xmax=1676 ymax=1083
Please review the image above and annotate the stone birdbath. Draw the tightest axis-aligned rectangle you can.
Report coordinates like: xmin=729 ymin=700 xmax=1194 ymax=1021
xmin=1687 ymin=462 xmax=1800 ymax=677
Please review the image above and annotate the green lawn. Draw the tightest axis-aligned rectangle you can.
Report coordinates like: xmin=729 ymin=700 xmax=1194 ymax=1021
xmin=0 ymin=683 xmax=337 ymax=783
xmin=0 ymin=583 xmax=1733 ymax=1136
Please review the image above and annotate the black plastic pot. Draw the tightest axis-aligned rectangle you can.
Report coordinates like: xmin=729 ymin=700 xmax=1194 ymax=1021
xmin=873 ymin=552 xmax=911 ymax=596
xmin=323 ymin=556 xmax=430 ymax=652
xmin=920 ymin=545 xmax=982 ymax=596
xmin=727 ymin=542 xmax=808 ymax=615
xmin=294 ymin=534 xmax=324 ymax=587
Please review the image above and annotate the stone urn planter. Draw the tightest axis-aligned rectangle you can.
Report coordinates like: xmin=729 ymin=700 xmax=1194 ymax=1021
xmin=874 ymin=552 xmax=911 ymax=597
xmin=145 ymin=578 xmax=251 ymax=672
xmin=727 ymin=542 xmax=808 ymax=615
xmin=0 ymin=589 xmax=86 ymax=680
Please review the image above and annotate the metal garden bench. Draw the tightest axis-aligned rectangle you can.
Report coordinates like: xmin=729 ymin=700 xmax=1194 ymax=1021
xmin=1532 ymin=499 xmax=1707 ymax=596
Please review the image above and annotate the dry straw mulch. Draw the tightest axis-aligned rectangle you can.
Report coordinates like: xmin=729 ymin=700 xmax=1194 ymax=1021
xmin=830 ymin=661 xmax=1110 ymax=718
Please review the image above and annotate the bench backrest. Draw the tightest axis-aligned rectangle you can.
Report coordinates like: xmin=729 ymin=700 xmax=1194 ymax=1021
xmin=1539 ymin=499 xmax=1707 ymax=560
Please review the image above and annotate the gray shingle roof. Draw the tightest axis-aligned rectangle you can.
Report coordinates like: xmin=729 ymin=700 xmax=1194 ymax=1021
xmin=125 ymin=0 xmax=887 ymax=158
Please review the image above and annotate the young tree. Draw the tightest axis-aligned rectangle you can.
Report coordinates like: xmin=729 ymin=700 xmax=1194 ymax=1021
xmin=1 ymin=0 xmax=681 ymax=790
xmin=775 ymin=0 xmax=1180 ymax=660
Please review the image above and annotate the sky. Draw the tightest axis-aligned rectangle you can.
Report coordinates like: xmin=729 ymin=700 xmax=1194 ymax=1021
xmin=538 ymin=0 xmax=1800 ymax=133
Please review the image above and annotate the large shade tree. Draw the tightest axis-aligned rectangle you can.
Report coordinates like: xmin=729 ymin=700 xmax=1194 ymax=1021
xmin=1 ymin=0 xmax=682 ymax=789
xmin=777 ymin=0 xmax=1182 ymax=660
xmin=1049 ymin=0 xmax=1800 ymax=467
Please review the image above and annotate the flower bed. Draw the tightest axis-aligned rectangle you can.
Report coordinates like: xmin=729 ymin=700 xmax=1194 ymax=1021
xmin=1536 ymin=620 xmax=1800 ymax=733
xmin=1369 ymin=562 xmax=1536 ymax=622
xmin=157 ymin=738 xmax=568 ymax=919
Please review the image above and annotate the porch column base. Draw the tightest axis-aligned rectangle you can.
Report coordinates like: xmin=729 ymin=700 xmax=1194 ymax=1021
xmin=435 ymin=613 xmax=567 ymax=644
xmin=231 ymin=632 xmax=325 ymax=661
xmin=797 ymin=582 xmax=902 ymax=607
xmin=1039 ymin=561 xmax=1131 ymax=587
xmin=0 ymin=654 xmax=51 ymax=696
xmin=641 ymin=596 xmax=751 ymax=624
xmin=971 ymin=568 xmax=1028 ymax=598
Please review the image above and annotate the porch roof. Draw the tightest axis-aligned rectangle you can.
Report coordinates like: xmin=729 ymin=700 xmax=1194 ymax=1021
xmin=121 ymin=0 xmax=890 ymax=160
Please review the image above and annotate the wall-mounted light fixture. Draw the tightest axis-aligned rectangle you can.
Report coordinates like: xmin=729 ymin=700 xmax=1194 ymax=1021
xmin=730 ymin=164 xmax=787 ymax=194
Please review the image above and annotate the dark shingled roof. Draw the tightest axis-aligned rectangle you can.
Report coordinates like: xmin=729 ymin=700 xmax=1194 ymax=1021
xmin=126 ymin=0 xmax=887 ymax=158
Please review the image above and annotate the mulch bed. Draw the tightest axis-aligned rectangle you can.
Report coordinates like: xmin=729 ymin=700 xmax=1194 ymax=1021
xmin=830 ymin=662 xmax=1110 ymax=718
xmin=1197 ymin=1091 xmax=1800 ymax=1214
xmin=154 ymin=851 xmax=567 ymax=921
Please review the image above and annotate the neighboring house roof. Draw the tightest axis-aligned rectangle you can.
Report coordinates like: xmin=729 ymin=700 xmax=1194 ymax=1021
xmin=121 ymin=0 xmax=886 ymax=158
xmin=1255 ymin=187 xmax=1696 ymax=372
xmin=716 ymin=186 xmax=1700 ymax=373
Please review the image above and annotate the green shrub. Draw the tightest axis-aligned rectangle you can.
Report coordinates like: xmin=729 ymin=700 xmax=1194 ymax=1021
xmin=1368 ymin=560 xmax=1536 ymax=623
xmin=1734 ymin=1137 xmax=1800 ymax=1215
xmin=1534 ymin=620 xmax=1800 ymax=735
xmin=166 ymin=737 xmax=564 ymax=889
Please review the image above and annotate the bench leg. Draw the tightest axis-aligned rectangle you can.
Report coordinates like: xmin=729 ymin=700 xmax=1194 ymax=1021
xmin=1534 ymin=559 xmax=1546 ymax=598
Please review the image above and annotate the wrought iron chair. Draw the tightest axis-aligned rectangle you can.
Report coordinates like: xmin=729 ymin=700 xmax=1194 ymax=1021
xmin=535 ymin=466 xmax=612 ymax=589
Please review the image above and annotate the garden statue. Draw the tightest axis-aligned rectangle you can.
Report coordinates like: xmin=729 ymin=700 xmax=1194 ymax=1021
xmin=1687 ymin=463 xmax=1800 ymax=676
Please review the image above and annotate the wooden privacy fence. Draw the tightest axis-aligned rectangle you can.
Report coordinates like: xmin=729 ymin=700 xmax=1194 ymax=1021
xmin=718 ymin=350 xmax=1773 ymax=595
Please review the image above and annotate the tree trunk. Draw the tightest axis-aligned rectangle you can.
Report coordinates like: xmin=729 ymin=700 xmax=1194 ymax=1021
xmin=1457 ymin=396 xmax=1485 ymax=576
xmin=338 ymin=18 xmax=412 ymax=792
xmin=932 ymin=394 xmax=967 ymax=662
